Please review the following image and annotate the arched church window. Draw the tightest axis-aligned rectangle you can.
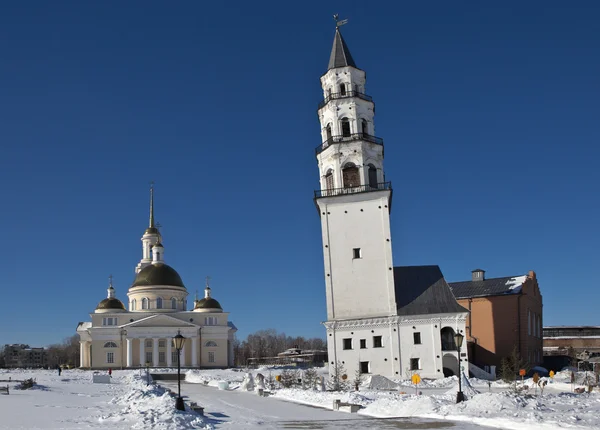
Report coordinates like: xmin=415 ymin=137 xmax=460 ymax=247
xmin=156 ymin=297 xmax=163 ymax=309
xmin=361 ymin=119 xmax=369 ymax=135
xmin=326 ymin=124 xmax=332 ymax=141
xmin=205 ymin=341 xmax=218 ymax=347
xmin=104 ymin=342 xmax=118 ymax=348
xmin=340 ymin=83 xmax=346 ymax=96
xmin=142 ymin=298 xmax=148 ymax=310
xmin=368 ymin=164 xmax=378 ymax=188
xmin=325 ymin=170 xmax=334 ymax=192
xmin=342 ymin=163 xmax=360 ymax=189
xmin=341 ymin=118 xmax=351 ymax=137
xmin=171 ymin=297 xmax=177 ymax=309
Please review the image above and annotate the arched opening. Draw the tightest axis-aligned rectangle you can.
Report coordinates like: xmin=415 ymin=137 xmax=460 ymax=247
xmin=443 ymin=353 xmax=459 ymax=377
xmin=205 ymin=341 xmax=218 ymax=347
xmin=325 ymin=170 xmax=334 ymax=191
xmin=328 ymin=87 xmax=332 ymax=97
xmin=342 ymin=163 xmax=360 ymax=189
xmin=340 ymin=83 xmax=346 ymax=96
xmin=361 ymin=119 xmax=369 ymax=135
xmin=368 ymin=164 xmax=378 ymax=188
xmin=156 ymin=297 xmax=163 ymax=309
xmin=326 ymin=124 xmax=332 ymax=141
xmin=341 ymin=118 xmax=351 ymax=137
xmin=142 ymin=298 xmax=148 ymax=310
xmin=171 ymin=297 xmax=177 ymax=309
xmin=441 ymin=327 xmax=457 ymax=351
xmin=104 ymin=342 xmax=118 ymax=348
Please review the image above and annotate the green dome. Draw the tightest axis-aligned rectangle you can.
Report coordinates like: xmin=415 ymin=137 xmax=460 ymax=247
xmin=96 ymin=298 xmax=126 ymax=310
xmin=132 ymin=263 xmax=186 ymax=289
xmin=194 ymin=297 xmax=222 ymax=310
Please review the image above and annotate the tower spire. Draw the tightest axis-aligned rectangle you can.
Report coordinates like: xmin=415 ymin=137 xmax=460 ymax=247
xmin=107 ymin=274 xmax=115 ymax=299
xmin=149 ymin=181 xmax=155 ymax=229
xmin=328 ymin=16 xmax=356 ymax=70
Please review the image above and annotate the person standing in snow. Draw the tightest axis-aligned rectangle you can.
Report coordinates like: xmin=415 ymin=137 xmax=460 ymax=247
xmin=58 ymin=366 xmax=62 ymax=376
xmin=108 ymin=368 xmax=112 ymax=377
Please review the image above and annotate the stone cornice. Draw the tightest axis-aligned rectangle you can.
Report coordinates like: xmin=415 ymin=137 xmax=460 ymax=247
xmin=323 ymin=312 xmax=468 ymax=331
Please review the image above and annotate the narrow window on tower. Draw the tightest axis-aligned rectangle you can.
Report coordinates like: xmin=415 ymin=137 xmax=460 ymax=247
xmin=342 ymin=163 xmax=359 ymax=188
xmin=341 ymin=118 xmax=351 ymax=137
xmin=353 ymin=248 xmax=362 ymax=259
xmin=368 ymin=164 xmax=378 ymax=188
xmin=326 ymin=124 xmax=332 ymax=141
xmin=156 ymin=297 xmax=163 ymax=309
xmin=340 ymin=83 xmax=346 ymax=96
xmin=325 ymin=170 xmax=334 ymax=192
xmin=360 ymin=339 xmax=366 ymax=349
xmin=361 ymin=119 xmax=368 ymax=135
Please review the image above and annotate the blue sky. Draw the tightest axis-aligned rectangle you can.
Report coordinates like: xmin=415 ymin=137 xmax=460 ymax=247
xmin=1 ymin=1 xmax=598 ymax=347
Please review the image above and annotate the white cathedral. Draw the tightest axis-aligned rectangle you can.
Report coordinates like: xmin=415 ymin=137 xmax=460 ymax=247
xmin=316 ymin=25 xmax=469 ymax=379
xmin=77 ymin=188 xmax=237 ymax=369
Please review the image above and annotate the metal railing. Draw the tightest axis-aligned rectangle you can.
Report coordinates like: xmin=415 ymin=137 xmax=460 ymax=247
xmin=315 ymin=132 xmax=384 ymax=155
xmin=318 ymin=90 xmax=373 ymax=110
xmin=314 ymin=181 xmax=392 ymax=198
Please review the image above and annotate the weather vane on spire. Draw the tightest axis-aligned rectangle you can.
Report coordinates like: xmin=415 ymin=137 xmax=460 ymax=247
xmin=333 ymin=14 xmax=348 ymax=28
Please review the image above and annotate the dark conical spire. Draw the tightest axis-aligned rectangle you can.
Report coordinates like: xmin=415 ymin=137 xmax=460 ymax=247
xmin=328 ymin=27 xmax=357 ymax=70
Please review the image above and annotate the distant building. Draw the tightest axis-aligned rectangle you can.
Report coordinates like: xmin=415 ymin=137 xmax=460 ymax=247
xmin=3 ymin=344 xmax=48 ymax=368
xmin=449 ymin=270 xmax=543 ymax=371
xmin=247 ymin=347 xmax=327 ymax=368
xmin=543 ymin=326 xmax=600 ymax=371
xmin=76 ymin=187 xmax=237 ymax=369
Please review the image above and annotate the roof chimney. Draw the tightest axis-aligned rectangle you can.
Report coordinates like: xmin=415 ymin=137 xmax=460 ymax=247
xmin=471 ymin=269 xmax=485 ymax=282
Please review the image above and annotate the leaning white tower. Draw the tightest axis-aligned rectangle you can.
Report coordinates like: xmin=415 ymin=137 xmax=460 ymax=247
xmin=315 ymin=23 xmax=397 ymax=321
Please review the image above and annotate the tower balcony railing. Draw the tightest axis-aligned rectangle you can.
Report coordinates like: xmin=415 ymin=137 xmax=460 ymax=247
xmin=314 ymin=181 xmax=392 ymax=198
xmin=315 ymin=132 xmax=384 ymax=155
xmin=318 ymin=91 xmax=373 ymax=110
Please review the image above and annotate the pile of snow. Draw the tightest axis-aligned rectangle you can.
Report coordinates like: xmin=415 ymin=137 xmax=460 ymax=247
xmin=364 ymin=374 xmax=399 ymax=390
xmin=102 ymin=373 xmax=212 ymax=429
xmin=444 ymin=372 xmax=480 ymax=397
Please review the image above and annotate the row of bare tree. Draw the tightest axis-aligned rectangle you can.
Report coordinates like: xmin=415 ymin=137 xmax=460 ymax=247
xmin=232 ymin=329 xmax=326 ymax=366
xmin=46 ymin=335 xmax=80 ymax=368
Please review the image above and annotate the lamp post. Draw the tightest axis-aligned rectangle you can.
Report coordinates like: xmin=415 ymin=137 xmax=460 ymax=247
xmin=454 ymin=332 xmax=465 ymax=403
xmin=145 ymin=361 xmax=151 ymax=386
xmin=173 ymin=331 xmax=186 ymax=411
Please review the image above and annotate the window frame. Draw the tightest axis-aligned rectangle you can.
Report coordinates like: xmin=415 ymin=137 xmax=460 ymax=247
xmin=208 ymin=351 xmax=215 ymax=363
xmin=410 ymin=358 xmax=420 ymax=371
xmin=342 ymin=338 xmax=353 ymax=350
xmin=373 ymin=335 xmax=383 ymax=348
xmin=413 ymin=332 xmax=422 ymax=345
xmin=359 ymin=339 xmax=366 ymax=349
xmin=106 ymin=352 xmax=115 ymax=364
xmin=353 ymin=248 xmax=362 ymax=259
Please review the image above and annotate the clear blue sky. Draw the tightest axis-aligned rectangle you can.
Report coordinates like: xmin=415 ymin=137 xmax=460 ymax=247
xmin=1 ymin=1 xmax=598 ymax=347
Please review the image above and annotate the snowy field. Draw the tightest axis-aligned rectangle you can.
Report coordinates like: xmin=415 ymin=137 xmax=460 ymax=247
xmin=0 ymin=367 xmax=598 ymax=429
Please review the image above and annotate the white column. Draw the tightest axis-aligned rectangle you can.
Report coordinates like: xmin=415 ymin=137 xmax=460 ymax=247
xmin=126 ymin=338 xmax=133 ymax=368
xmin=167 ymin=338 xmax=173 ymax=367
xmin=192 ymin=337 xmax=198 ymax=367
xmin=152 ymin=338 xmax=159 ymax=367
xmin=139 ymin=338 xmax=145 ymax=366
xmin=180 ymin=341 xmax=186 ymax=367
xmin=79 ymin=342 xmax=85 ymax=368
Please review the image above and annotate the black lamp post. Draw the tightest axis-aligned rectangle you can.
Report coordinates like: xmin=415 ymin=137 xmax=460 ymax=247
xmin=173 ymin=331 xmax=186 ymax=411
xmin=454 ymin=332 xmax=465 ymax=403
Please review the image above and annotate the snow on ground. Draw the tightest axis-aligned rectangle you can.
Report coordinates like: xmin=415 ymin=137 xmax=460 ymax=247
xmin=0 ymin=368 xmax=210 ymax=429
xmin=184 ymin=367 xmax=600 ymax=430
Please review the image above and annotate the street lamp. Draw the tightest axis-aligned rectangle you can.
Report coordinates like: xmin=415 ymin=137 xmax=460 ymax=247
xmin=454 ymin=332 xmax=465 ymax=403
xmin=145 ymin=361 xmax=151 ymax=386
xmin=173 ymin=331 xmax=186 ymax=411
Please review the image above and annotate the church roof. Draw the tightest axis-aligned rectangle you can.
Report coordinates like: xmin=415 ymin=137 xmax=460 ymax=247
xmin=393 ymin=265 xmax=468 ymax=316
xmin=96 ymin=297 xmax=126 ymax=310
xmin=132 ymin=263 xmax=186 ymax=289
xmin=448 ymin=275 xmax=527 ymax=299
xmin=328 ymin=28 xmax=357 ymax=70
xmin=194 ymin=297 xmax=223 ymax=311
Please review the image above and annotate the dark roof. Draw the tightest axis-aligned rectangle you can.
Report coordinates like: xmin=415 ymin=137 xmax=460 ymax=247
xmin=393 ymin=266 xmax=467 ymax=316
xmin=145 ymin=227 xmax=159 ymax=235
xmin=328 ymin=28 xmax=357 ymax=70
xmin=194 ymin=297 xmax=222 ymax=310
xmin=132 ymin=263 xmax=186 ymax=289
xmin=448 ymin=275 xmax=526 ymax=299
xmin=96 ymin=297 xmax=126 ymax=310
